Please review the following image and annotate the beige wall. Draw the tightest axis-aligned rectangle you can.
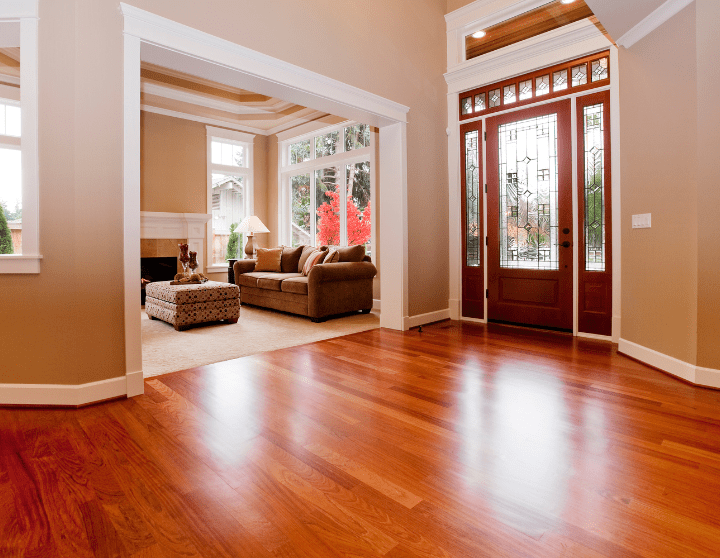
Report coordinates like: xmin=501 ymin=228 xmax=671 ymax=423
xmin=619 ymin=4 xmax=698 ymax=364
xmin=0 ymin=0 xmax=447 ymax=386
xmin=447 ymin=0 xmax=475 ymax=14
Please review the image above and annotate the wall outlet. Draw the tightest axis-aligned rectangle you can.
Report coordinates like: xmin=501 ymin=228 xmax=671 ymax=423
xmin=632 ymin=213 xmax=652 ymax=228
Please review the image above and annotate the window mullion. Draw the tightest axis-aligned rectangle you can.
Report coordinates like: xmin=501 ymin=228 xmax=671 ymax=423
xmin=310 ymin=170 xmax=317 ymax=246
xmin=341 ymin=164 xmax=348 ymax=246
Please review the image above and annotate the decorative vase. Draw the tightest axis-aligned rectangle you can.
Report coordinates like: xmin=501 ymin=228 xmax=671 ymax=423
xmin=178 ymin=243 xmax=190 ymax=278
xmin=188 ymin=251 xmax=198 ymax=274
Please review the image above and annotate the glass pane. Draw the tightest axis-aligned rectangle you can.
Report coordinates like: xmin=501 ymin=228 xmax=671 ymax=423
xmin=290 ymin=139 xmax=311 ymax=165
xmin=591 ymin=57 xmax=609 ymax=82
xmin=583 ymin=104 xmax=605 ymax=271
xmin=5 ymin=105 xmax=20 ymax=137
xmin=552 ymin=70 xmax=568 ymax=92
xmin=465 ymin=130 xmax=480 ymax=267
xmin=232 ymin=144 xmax=245 ymax=167
xmin=344 ymin=124 xmax=370 ymax=151
xmin=503 ymin=84 xmax=516 ymax=104
xmin=474 ymin=93 xmax=486 ymax=112
xmin=211 ymin=141 xmax=222 ymax=165
xmin=315 ymin=166 xmax=341 ymax=246
xmin=0 ymin=148 xmax=22 ymax=255
xmin=0 ymin=105 xmax=5 ymax=135
xmin=211 ymin=174 xmax=245 ymax=264
xmin=462 ymin=97 xmax=473 ymax=115
xmin=315 ymin=131 xmax=340 ymax=158
xmin=346 ymin=161 xmax=372 ymax=255
xmin=291 ymin=173 xmax=311 ymax=247
xmin=536 ymin=75 xmax=550 ymax=96
xmin=519 ymin=79 xmax=532 ymax=100
xmin=489 ymin=88 xmax=501 ymax=108
xmin=221 ymin=142 xmax=232 ymax=166
xmin=498 ymin=114 xmax=559 ymax=269
xmin=571 ymin=64 xmax=587 ymax=87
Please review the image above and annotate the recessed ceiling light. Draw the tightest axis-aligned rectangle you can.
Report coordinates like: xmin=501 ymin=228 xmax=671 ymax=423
xmin=560 ymin=0 xmax=576 ymax=4
xmin=472 ymin=30 xmax=486 ymax=39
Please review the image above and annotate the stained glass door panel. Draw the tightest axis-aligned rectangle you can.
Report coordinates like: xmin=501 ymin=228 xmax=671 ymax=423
xmin=460 ymin=121 xmax=484 ymax=319
xmin=487 ymin=100 xmax=573 ymax=330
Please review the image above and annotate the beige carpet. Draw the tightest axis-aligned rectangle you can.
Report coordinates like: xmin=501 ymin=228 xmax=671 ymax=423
xmin=141 ymin=306 xmax=379 ymax=378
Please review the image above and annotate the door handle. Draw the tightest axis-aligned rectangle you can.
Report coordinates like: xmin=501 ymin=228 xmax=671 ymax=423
xmin=560 ymin=241 xmax=572 ymax=248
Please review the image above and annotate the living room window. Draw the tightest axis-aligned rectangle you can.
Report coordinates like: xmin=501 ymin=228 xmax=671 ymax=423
xmin=206 ymin=126 xmax=254 ymax=271
xmin=281 ymin=122 xmax=374 ymax=257
xmin=0 ymin=99 xmax=22 ymax=255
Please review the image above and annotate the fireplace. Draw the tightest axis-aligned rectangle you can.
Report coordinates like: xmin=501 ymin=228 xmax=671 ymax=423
xmin=141 ymin=257 xmax=177 ymax=305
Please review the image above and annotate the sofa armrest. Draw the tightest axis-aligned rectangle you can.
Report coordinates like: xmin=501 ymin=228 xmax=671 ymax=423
xmin=308 ymin=262 xmax=377 ymax=285
xmin=233 ymin=259 xmax=256 ymax=282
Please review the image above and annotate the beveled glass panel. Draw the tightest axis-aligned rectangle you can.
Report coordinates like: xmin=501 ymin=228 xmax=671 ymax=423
xmin=465 ymin=130 xmax=481 ymax=267
xmin=583 ymin=104 xmax=605 ymax=271
xmin=536 ymin=75 xmax=550 ymax=96
xmin=498 ymin=114 xmax=559 ymax=269
xmin=315 ymin=166 xmax=342 ymax=246
xmin=553 ymin=70 xmax=568 ymax=92
xmin=315 ymin=131 xmax=340 ymax=159
xmin=591 ymin=57 xmax=609 ymax=82
xmin=489 ymin=88 xmax=501 ymax=108
xmin=346 ymin=161 xmax=372 ymax=255
xmin=290 ymin=139 xmax=311 ymax=165
xmin=519 ymin=79 xmax=533 ymax=100
xmin=462 ymin=97 xmax=473 ymax=115
xmin=503 ymin=84 xmax=516 ymax=105
xmin=571 ymin=64 xmax=587 ymax=87
xmin=474 ymin=93 xmax=486 ymax=112
xmin=291 ymin=173 xmax=311 ymax=247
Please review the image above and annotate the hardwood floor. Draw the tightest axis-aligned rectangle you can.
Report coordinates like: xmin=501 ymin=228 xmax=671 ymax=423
xmin=2 ymin=321 xmax=720 ymax=557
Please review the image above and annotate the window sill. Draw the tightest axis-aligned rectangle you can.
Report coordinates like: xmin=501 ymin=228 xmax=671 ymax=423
xmin=0 ymin=255 xmax=43 ymax=274
xmin=206 ymin=264 xmax=232 ymax=274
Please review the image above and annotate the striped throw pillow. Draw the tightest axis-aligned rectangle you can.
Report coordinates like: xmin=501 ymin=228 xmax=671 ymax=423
xmin=301 ymin=249 xmax=326 ymax=276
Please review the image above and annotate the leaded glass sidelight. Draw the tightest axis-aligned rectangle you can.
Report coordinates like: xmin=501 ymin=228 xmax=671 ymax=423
xmin=571 ymin=64 xmax=587 ymax=87
xmin=465 ymin=130 xmax=481 ymax=267
xmin=462 ymin=97 xmax=473 ymax=115
xmin=475 ymin=93 xmax=486 ymax=112
xmin=553 ymin=70 xmax=568 ymax=92
xmin=489 ymin=89 xmax=501 ymax=108
xmin=519 ymin=79 xmax=533 ymax=100
xmin=498 ymin=114 xmax=559 ymax=269
xmin=504 ymin=84 xmax=516 ymax=104
xmin=583 ymin=104 xmax=605 ymax=271
xmin=536 ymin=75 xmax=550 ymax=96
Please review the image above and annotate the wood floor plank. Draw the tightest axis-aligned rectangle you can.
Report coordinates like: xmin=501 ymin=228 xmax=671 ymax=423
xmin=3 ymin=321 xmax=720 ymax=557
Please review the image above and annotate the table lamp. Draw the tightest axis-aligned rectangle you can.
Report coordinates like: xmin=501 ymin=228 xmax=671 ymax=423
xmin=237 ymin=216 xmax=270 ymax=258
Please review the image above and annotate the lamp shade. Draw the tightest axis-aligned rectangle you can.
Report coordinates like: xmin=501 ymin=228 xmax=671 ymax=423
xmin=237 ymin=215 xmax=270 ymax=234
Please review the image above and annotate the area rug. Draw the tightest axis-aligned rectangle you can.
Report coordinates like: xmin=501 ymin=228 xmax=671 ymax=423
xmin=141 ymin=306 xmax=379 ymax=377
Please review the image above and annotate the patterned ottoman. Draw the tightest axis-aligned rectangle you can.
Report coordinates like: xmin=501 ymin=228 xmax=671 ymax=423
xmin=145 ymin=281 xmax=240 ymax=331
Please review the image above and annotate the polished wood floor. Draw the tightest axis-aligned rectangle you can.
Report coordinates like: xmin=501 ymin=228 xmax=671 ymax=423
xmin=3 ymin=321 xmax=720 ymax=558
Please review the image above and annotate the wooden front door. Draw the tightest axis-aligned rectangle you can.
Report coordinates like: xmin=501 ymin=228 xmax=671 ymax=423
xmin=486 ymin=100 xmax=573 ymax=330
xmin=460 ymin=121 xmax=484 ymax=319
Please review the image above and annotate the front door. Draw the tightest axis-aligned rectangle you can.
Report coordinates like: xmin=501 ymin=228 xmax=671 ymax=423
xmin=486 ymin=100 xmax=573 ymax=330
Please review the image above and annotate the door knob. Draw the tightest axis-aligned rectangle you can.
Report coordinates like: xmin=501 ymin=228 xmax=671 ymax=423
xmin=560 ymin=241 xmax=571 ymax=248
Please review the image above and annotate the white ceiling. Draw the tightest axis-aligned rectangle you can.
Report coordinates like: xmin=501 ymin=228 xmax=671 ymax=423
xmin=585 ymin=0 xmax=667 ymax=40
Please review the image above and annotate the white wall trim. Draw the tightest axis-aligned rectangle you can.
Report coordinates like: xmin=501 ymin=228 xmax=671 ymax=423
xmin=142 ymin=81 xmax=270 ymax=115
xmin=141 ymin=104 xmax=268 ymax=136
xmin=0 ymin=375 xmax=130 ymax=406
xmin=618 ymin=338 xmax=720 ymax=389
xmin=372 ymin=298 xmax=381 ymax=312
xmin=616 ymin=0 xmax=694 ymax=49
xmin=404 ymin=308 xmax=451 ymax=330
xmin=577 ymin=332 xmax=612 ymax=342
xmin=206 ymin=125 xmax=256 ymax=144
xmin=0 ymin=74 xmax=20 ymax=86
xmin=0 ymin=0 xmax=37 ymax=19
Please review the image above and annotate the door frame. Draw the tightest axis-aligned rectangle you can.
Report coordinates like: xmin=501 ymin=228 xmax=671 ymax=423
xmin=447 ymin=41 xmax=620 ymax=341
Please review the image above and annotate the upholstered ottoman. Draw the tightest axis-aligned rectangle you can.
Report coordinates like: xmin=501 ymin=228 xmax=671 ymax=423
xmin=145 ymin=281 xmax=240 ymax=331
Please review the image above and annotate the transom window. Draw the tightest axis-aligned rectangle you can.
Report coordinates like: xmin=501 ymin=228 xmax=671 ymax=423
xmin=206 ymin=127 xmax=254 ymax=269
xmin=281 ymin=122 xmax=373 ymax=256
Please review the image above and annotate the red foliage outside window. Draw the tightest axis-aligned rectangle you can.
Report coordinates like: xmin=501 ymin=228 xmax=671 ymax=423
xmin=316 ymin=189 xmax=371 ymax=247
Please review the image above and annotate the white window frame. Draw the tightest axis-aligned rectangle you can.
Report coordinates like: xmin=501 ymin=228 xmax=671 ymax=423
xmin=0 ymin=3 xmax=40 ymax=273
xmin=205 ymin=125 xmax=254 ymax=273
xmin=278 ymin=121 xmax=375 ymax=256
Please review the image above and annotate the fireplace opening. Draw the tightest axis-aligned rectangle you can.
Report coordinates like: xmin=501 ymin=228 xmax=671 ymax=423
xmin=141 ymin=257 xmax=178 ymax=305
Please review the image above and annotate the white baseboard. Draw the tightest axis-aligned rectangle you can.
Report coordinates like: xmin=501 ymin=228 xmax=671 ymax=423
xmin=577 ymin=332 xmax=612 ymax=342
xmin=372 ymin=298 xmax=381 ymax=312
xmin=0 ymin=373 xmax=140 ymax=406
xmin=461 ymin=316 xmax=487 ymax=324
xmin=449 ymin=298 xmax=461 ymax=320
xmin=127 ymin=370 xmax=145 ymax=397
xmin=404 ymin=308 xmax=451 ymax=329
xmin=618 ymin=338 xmax=720 ymax=389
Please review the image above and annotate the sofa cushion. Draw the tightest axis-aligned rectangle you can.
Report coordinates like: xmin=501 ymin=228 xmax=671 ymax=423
xmin=281 ymin=276 xmax=309 ymax=295
xmin=254 ymin=247 xmax=283 ymax=272
xmin=281 ymin=245 xmax=304 ymax=273
xmin=324 ymin=249 xmax=340 ymax=263
xmin=336 ymin=245 xmax=366 ymax=262
xmin=257 ymin=272 xmax=303 ymax=291
xmin=237 ymin=272 xmax=268 ymax=289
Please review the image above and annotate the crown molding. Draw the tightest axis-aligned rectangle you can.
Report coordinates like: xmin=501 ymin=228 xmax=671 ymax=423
xmin=445 ymin=19 xmax=609 ymax=93
xmin=264 ymin=110 xmax=329 ymax=136
xmin=140 ymin=104 xmax=269 ymax=136
xmin=616 ymin=0 xmax=694 ymax=49
xmin=119 ymin=3 xmax=409 ymax=125
xmin=142 ymin=81 xmax=271 ymax=115
xmin=0 ymin=0 xmax=38 ymax=19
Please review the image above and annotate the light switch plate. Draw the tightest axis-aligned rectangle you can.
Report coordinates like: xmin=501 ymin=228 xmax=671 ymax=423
xmin=632 ymin=213 xmax=652 ymax=228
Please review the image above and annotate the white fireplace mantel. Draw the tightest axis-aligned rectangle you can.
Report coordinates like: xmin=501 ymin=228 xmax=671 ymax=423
xmin=140 ymin=211 xmax=211 ymax=272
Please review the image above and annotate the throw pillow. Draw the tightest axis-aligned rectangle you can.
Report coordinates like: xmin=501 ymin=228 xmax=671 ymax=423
xmin=302 ymin=249 xmax=326 ymax=276
xmin=280 ymin=245 xmax=304 ymax=273
xmin=336 ymin=245 xmax=366 ymax=262
xmin=297 ymin=245 xmax=317 ymax=273
xmin=254 ymin=247 xmax=283 ymax=272
xmin=324 ymin=250 xmax=340 ymax=263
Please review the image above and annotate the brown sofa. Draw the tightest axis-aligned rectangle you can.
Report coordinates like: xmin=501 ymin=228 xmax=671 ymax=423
xmin=232 ymin=245 xmax=377 ymax=322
